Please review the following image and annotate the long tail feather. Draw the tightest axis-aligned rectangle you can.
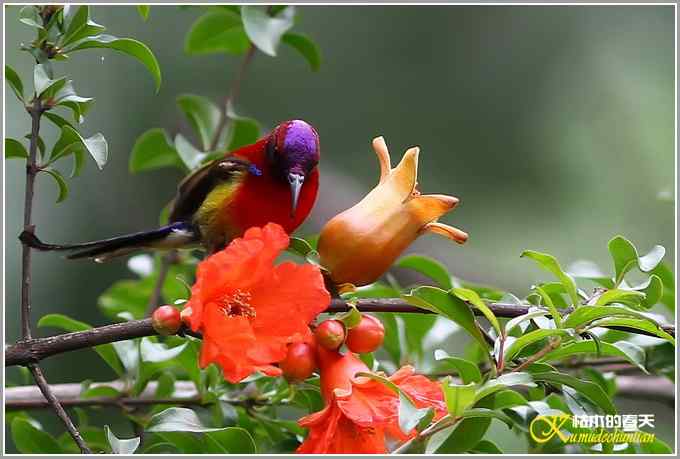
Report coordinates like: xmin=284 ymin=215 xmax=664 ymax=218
xmin=20 ymin=222 xmax=198 ymax=262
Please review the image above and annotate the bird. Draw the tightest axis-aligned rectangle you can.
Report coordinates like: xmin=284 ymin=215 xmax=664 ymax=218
xmin=21 ymin=119 xmax=321 ymax=261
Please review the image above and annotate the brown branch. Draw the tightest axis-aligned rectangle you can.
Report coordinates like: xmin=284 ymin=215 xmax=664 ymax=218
xmin=5 ymin=299 xmax=674 ymax=368
xmin=511 ymin=337 xmax=561 ymax=373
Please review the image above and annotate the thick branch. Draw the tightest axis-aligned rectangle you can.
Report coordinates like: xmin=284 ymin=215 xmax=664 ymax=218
xmin=5 ymin=299 xmax=674 ymax=367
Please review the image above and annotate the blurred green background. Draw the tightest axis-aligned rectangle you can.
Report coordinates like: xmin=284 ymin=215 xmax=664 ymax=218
xmin=4 ymin=4 xmax=675 ymax=452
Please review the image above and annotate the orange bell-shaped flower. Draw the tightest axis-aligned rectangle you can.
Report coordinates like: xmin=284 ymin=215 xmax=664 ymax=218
xmin=318 ymin=137 xmax=468 ymax=287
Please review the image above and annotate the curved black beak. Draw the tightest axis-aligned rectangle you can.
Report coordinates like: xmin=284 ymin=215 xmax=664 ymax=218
xmin=288 ymin=172 xmax=305 ymax=217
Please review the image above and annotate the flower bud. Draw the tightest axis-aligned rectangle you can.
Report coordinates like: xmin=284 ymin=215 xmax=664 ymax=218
xmin=314 ymin=320 xmax=346 ymax=351
xmin=280 ymin=342 xmax=317 ymax=382
xmin=152 ymin=305 xmax=182 ymax=336
xmin=316 ymin=346 xmax=370 ymax=401
xmin=345 ymin=314 xmax=385 ymax=354
xmin=318 ymin=137 xmax=468 ymax=287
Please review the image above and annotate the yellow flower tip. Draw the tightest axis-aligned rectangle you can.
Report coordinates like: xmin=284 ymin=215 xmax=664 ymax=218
xmin=422 ymin=222 xmax=469 ymax=244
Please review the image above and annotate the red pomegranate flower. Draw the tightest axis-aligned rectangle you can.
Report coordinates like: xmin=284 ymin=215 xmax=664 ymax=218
xmin=297 ymin=348 xmax=447 ymax=454
xmin=182 ymin=223 xmax=330 ymax=383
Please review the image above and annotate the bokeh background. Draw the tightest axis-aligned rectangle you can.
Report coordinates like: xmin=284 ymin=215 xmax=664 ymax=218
xmin=4 ymin=4 xmax=675 ymax=452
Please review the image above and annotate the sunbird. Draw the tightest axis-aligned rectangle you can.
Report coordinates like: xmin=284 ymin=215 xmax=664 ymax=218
xmin=22 ymin=119 xmax=321 ymax=261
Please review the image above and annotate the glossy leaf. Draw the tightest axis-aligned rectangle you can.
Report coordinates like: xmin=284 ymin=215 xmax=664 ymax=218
xmin=590 ymin=317 xmax=675 ymax=344
xmin=504 ymin=329 xmax=570 ymax=362
xmin=226 ymin=116 xmax=260 ymax=151
xmin=433 ymin=396 xmax=494 ymax=453
xmin=175 ymin=134 xmax=206 ymax=170
xmin=282 ymin=32 xmax=321 ymax=71
xmin=567 ymin=260 xmax=614 ymax=289
xmin=474 ymin=372 xmax=535 ymax=402
xmin=451 ymin=287 xmax=500 ymax=335
xmin=531 ymin=372 xmax=616 ymax=414
xmin=19 ymin=6 xmax=43 ymax=29
xmin=140 ymin=338 xmax=188 ymax=363
xmin=539 ymin=340 xmax=647 ymax=373
xmin=651 ymin=262 xmax=674 ymax=311
xmin=37 ymin=314 xmax=124 ymax=375
xmin=61 ymin=6 xmax=105 ymax=47
xmin=433 ymin=349 xmax=482 ymax=384
xmin=396 ymin=254 xmax=452 ymax=290
xmin=184 ymin=10 xmax=250 ymax=55
xmin=148 ymin=407 xmax=237 ymax=433
xmin=562 ymin=305 xmax=656 ymax=330
xmin=532 ymin=285 xmax=562 ymax=328
xmin=129 ymin=128 xmax=183 ymax=173
xmin=105 ymin=426 xmax=140 ymax=454
xmin=137 ymin=5 xmax=150 ymax=21
xmin=64 ymin=35 xmax=161 ymax=92
xmin=34 ymin=64 xmax=65 ymax=97
xmin=11 ymin=417 xmax=62 ymax=453
xmin=177 ymin=94 xmax=221 ymax=151
xmin=521 ymin=250 xmax=579 ymax=306
xmin=242 ymin=5 xmax=295 ymax=56
xmin=460 ymin=407 xmax=514 ymax=428
xmin=634 ymin=274 xmax=664 ymax=309
xmin=5 ymin=138 xmax=28 ymax=159
xmin=204 ymin=428 xmax=257 ymax=454
xmin=594 ymin=288 xmax=645 ymax=307
xmin=504 ymin=308 xmax=550 ymax=334
xmin=50 ymin=125 xmax=108 ymax=170
xmin=442 ymin=379 xmax=476 ymax=416
xmin=42 ymin=168 xmax=69 ymax=203
xmin=5 ymin=65 xmax=24 ymax=101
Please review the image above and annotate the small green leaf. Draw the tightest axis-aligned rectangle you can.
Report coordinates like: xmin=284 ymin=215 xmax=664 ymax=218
xmin=399 ymin=393 xmax=433 ymax=435
xmin=442 ymin=379 xmax=476 ymax=416
xmin=177 ymin=94 xmax=221 ymax=151
xmin=451 ymin=287 xmax=501 ymax=335
xmin=589 ymin=317 xmax=675 ymax=344
xmin=336 ymin=304 xmax=361 ymax=329
xmin=147 ymin=407 xmax=230 ymax=433
xmin=562 ymin=305 xmax=656 ymax=330
xmin=521 ymin=250 xmax=579 ymax=306
xmin=11 ymin=417 xmax=62 ymax=453
xmin=531 ymin=372 xmax=616 ymax=414
xmin=61 ymin=6 xmax=106 ymax=47
xmin=64 ymin=35 xmax=161 ymax=92
xmin=105 ymin=426 xmax=140 ymax=454
xmin=37 ymin=313 xmax=124 ymax=375
xmin=5 ymin=138 xmax=28 ymax=159
xmin=493 ymin=389 xmax=528 ymax=409
xmin=137 ymin=5 xmax=150 ymax=21
xmin=184 ymin=10 xmax=250 ymax=55
xmin=634 ymin=274 xmax=664 ymax=309
xmin=282 ymin=32 xmax=321 ymax=71
xmin=504 ymin=329 xmax=571 ymax=362
xmin=288 ymin=236 xmax=315 ymax=257
xmin=594 ymin=288 xmax=645 ymax=307
xmin=50 ymin=125 xmax=107 ymax=170
xmin=242 ymin=5 xmax=295 ymax=56
xmin=396 ymin=254 xmax=452 ymax=290
xmin=42 ymin=168 xmax=69 ymax=203
xmin=459 ymin=407 xmax=515 ymax=428
xmin=532 ymin=285 xmax=563 ymax=328
xmin=51 ymin=81 xmax=94 ymax=123
xmin=638 ymin=245 xmax=666 ymax=272
xmin=474 ymin=372 xmax=535 ymax=402
xmin=504 ymin=308 xmax=550 ymax=335
xmin=19 ymin=6 xmax=44 ymax=29
xmin=82 ymin=386 xmax=121 ymax=399
xmin=129 ymin=128 xmax=183 ymax=173
xmin=140 ymin=337 xmax=188 ymax=363
xmin=433 ymin=349 xmax=482 ymax=384
xmin=539 ymin=340 xmax=647 ymax=373
xmin=651 ymin=262 xmax=674 ymax=311
xmin=226 ymin=115 xmax=260 ymax=151
xmin=43 ymin=112 xmax=75 ymax=130
xmin=33 ymin=64 xmax=66 ymax=97
xmin=5 ymin=65 xmax=24 ymax=101
xmin=204 ymin=428 xmax=257 ymax=454
xmin=175 ymin=134 xmax=206 ymax=170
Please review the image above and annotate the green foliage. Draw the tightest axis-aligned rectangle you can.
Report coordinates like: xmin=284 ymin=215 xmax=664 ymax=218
xmin=11 ymin=417 xmax=62 ymax=453
xmin=282 ymin=32 xmax=322 ymax=71
xmin=129 ymin=128 xmax=183 ymax=173
xmin=5 ymin=138 xmax=28 ymax=159
xmin=105 ymin=426 xmax=140 ymax=454
xmin=185 ymin=9 xmax=250 ymax=55
xmin=242 ymin=5 xmax=295 ymax=56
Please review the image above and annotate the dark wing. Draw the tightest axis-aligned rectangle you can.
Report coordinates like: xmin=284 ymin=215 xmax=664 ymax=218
xmin=168 ymin=157 xmax=252 ymax=223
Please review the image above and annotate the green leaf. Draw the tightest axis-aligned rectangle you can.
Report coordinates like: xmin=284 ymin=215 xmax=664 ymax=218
xmin=288 ymin=236 xmax=315 ymax=258
xmin=140 ymin=337 xmax=188 ymax=363
xmin=638 ymin=245 xmax=666 ymax=272
xmin=226 ymin=115 xmax=260 ymax=151
xmin=43 ymin=112 xmax=75 ymax=130
xmin=147 ymin=407 xmax=231 ymax=433
xmin=451 ymin=287 xmax=501 ymax=335
xmin=11 ymin=417 xmax=62 ymax=453
xmin=474 ymin=372 xmax=535 ymax=402
xmin=50 ymin=125 xmax=108 ymax=170
xmin=651 ymin=262 xmax=674 ymax=311
xmin=242 ymin=5 xmax=295 ymax=56
xmin=51 ymin=81 xmax=94 ymax=123
xmin=608 ymin=235 xmax=665 ymax=286
xmin=539 ymin=340 xmax=648 ymax=373
xmin=177 ymin=94 xmax=221 ymax=151
xmin=129 ymin=128 xmax=183 ymax=173
xmin=531 ymin=372 xmax=616 ymax=414
xmin=64 ymin=35 xmax=161 ymax=92
xmin=567 ymin=260 xmax=614 ymax=289
xmin=594 ymin=288 xmax=645 ymax=307
xmin=433 ymin=396 xmax=494 ymax=453
xmin=532 ymin=285 xmax=563 ymax=328
xmin=33 ymin=64 xmax=65 ymax=97
xmin=402 ymin=286 xmax=490 ymax=352
xmin=105 ymin=426 xmax=140 ymax=454
xmin=433 ymin=349 xmax=482 ymax=384
xmin=82 ymin=386 xmax=121 ymax=399
xmin=493 ymin=389 xmax=528 ymax=409
xmin=639 ymin=437 xmax=672 ymax=454
xmin=175 ymin=134 xmax=206 ymax=170
xmin=504 ymin=329 xmax=571 ymax=362
xmin=5 ymin=138 xmax=28 ymax=159
xmin=589 ymin=317 xmax=675 ymax=344
xmin=5 ymin=65 xmax=24 ymax=101
xmin=399 ymin=393 xmax=433 ymax=434
xmin=282 ymin=32 xmax=321 ymax=71
xmin=442 ymin=379 xmax=476 ymax=416
xmin=396 ymin=254 xmax=452 ymax=289
xmin=37 ymin=314 xmax=124 ymax=375
xmin=459 ymin=407 xmax=515 ymax=428
xmin=204 ymin=428 xmax=257 ymax=454
xmin=504 ymin=308 xmax=550 ymax=335
xmin=562 ymin=305 xmax=656 ymax=330
xmin=184 ymin=10 xmax=250 ymax=55
xmin=61 ymin=6 xmax=106 ymax=47
xmin=521 ymin=250 xmax=579 ymax=306
xmin=137 ymin=5 xmax=150 ymax=21
xmin=19 ymin=6 xmax=44 ymax=29
xmin=634 ymin=274 xmax=664 ymax=309
xmin=42 ymin=168 xmax=69 ymax=203
xmin=471 ymin=439 xmax=504 ymax=454
xmin=336 ymin=304 xmax=361 ymax=329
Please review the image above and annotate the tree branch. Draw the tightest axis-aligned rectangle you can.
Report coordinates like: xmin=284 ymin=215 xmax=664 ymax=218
xmin=5 ymin=299 xmax=674 ymax=367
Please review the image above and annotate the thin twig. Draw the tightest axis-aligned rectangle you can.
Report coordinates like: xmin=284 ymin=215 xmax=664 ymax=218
xmin=510 ymin=337 xmax=562 ymax=373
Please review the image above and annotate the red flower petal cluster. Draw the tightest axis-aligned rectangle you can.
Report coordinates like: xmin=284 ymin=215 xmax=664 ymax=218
xmin=297 ymin=347 xmax=447 ymax=454
xmin=183 ymin=223 xmax=330 ymax=383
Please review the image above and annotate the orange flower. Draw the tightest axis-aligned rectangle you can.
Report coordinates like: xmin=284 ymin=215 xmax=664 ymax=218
xmin=183 ymin=223 xmax=330 ymax=383
xmin=318 ymin=136 xmax=468 ymax=287
xmin=297 ymin=348 xmax=446 ymax=454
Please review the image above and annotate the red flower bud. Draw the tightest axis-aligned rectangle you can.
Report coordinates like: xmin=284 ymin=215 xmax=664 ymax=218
xmin=314 ymin=320 xmax=346 ymax=351
xmin=152 ymin=305 xmax=181 ymax=336
xmin=280 ymin=342 xmax=317 ymax=382
xmin=345 ymin=314 xmax=385 ymax=353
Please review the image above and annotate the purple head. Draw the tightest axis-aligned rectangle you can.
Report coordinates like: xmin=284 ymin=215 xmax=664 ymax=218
xmin=266 ymin=119 xmax=320 ymax=216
